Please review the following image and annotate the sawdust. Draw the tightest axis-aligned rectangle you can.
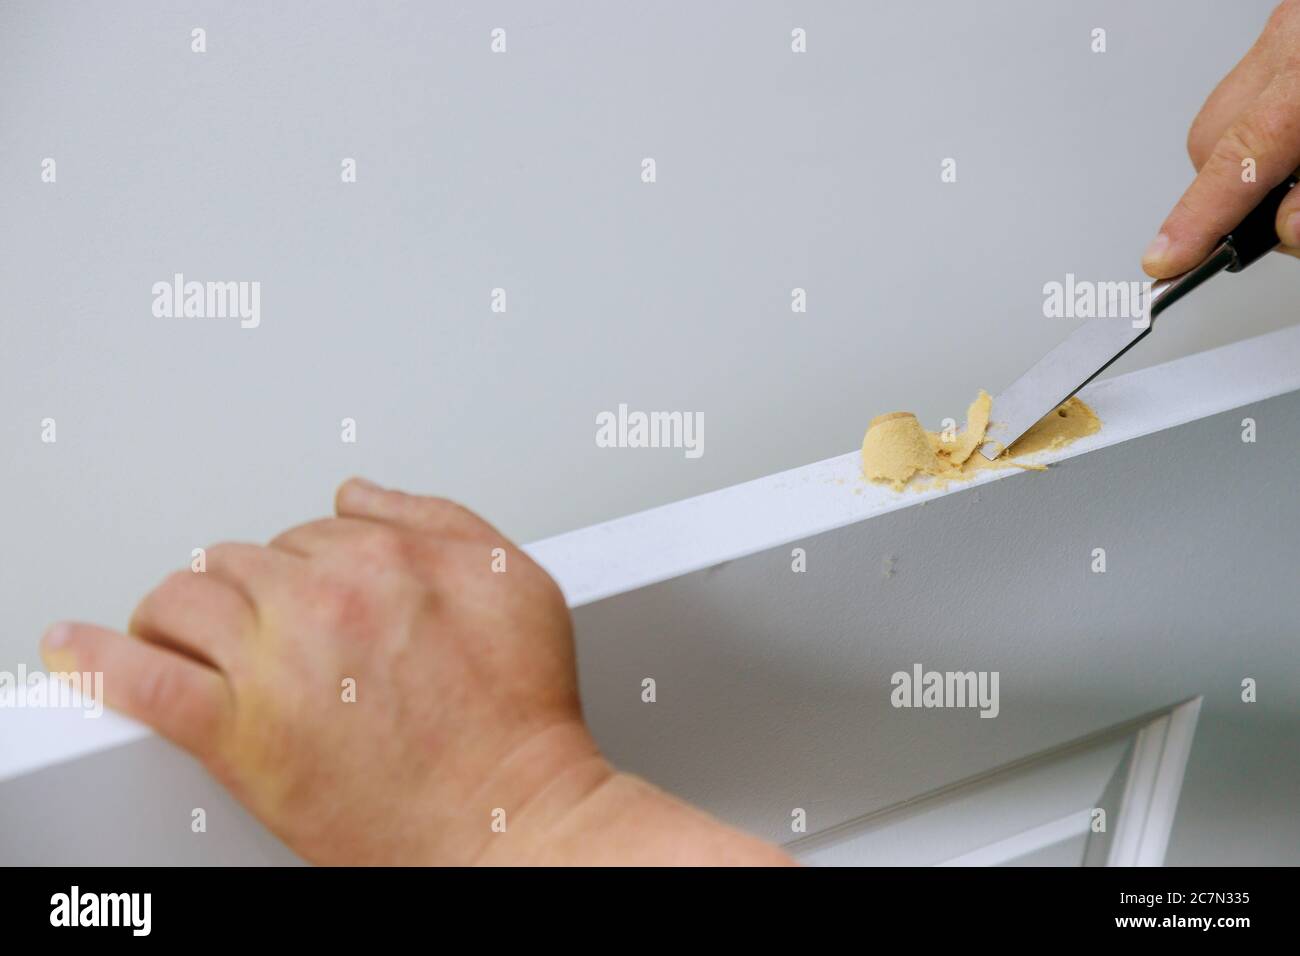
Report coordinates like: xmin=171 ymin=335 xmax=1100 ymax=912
xmin=861 ymin=412 xmax=939 ymax=489
xmin=861 ymin=390 xmax=1100 ymax=492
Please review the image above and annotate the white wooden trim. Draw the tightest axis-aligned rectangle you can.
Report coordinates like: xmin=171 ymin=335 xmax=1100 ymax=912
xmin=940 ymin=810 xmax=1092 ymax=867
xmin=787 ymin=704 xmax=1190 ymax=867
xmin=1106 ymin=697 xmax=1203 ymax=866
xmin=530 ymin=323 xmax=1300 ymax=609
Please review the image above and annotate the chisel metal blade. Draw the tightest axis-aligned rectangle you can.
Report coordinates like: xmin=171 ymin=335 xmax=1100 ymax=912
xmin=979 ymin=173 xmax=1296 ymax=460
xmin=979 ymin=241 xmax=1237 ymax=461
xmin=978 ymin=316 xmax=1151 ymax=460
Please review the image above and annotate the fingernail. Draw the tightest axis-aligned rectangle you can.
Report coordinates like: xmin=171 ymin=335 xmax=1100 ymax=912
xmin=348 ymin=476 xmax=383 ymax=493
xmin=43 ymin=622 xmax=73 ymax=648
xmin=1284 ymin=212 xmax=1300 ymax=247
xmin=44 ymin=650 xmax=79 ymax=675
xmin=41 ymin=624 xmax=78 ymax=673
xmin=1142 ymin=232 xmax=1170 ymax=266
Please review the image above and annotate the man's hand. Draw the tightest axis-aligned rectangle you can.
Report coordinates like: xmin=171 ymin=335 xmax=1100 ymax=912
xmin=40 ymin=478 xmax=790 ymax=866
xmin=1143 ymin=0 xmax=1300 ymax=277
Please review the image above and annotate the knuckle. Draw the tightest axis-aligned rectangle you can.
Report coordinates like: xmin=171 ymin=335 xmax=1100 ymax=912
xmin=380 ymin=491 xmax=497 ymax=540
xmin=1216 ymin=123 xmax=1263 ymax=165
xmin=162 ymin=567 xmax=195 ymax=589
xmin=1220 ymin=110 xmax=1295 ymax=169
xmin=128 ymin=571 xmax=187 ymax=630
xmin=430 ymin=497 xmax=495 ymax=537
xmin=421 ymin=494 xmax=468 ymax=519
xmin=310 ymin=577 xmax=373 ymax=630
xmin=203 ymin=541 xmax=246 ymax=568
xmin=1186 ymin=117 xmax=1216 ymax=170
xmin=266 ymin=528 xmax=297 ymax=552
xmin=157 ymin=569 xmax=198 ymax=601
xmin=425 ymin=495 xmax=463 ymax=513
xmin=426 ymin=539 xmax=485 ymax=582
xmin=354 ymin=524 xmax=413 ymax=568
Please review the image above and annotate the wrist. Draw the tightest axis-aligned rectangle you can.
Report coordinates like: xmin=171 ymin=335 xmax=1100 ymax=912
xmin=457 ymin=717 xmax=613 ymax=866
xmin=470 ymin=735 xmax=794 ymax=866
xmin=531 ymin=771 xmax=797 ymax=866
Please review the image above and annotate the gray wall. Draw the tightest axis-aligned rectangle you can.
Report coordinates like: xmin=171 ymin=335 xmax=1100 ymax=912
xmin=1 ymin=1 xmax=1292 ymax=673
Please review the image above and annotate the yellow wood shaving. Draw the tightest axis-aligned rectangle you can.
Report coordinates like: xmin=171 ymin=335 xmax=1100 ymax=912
xmin=861 ymin=392 xmax=1100 ymax=492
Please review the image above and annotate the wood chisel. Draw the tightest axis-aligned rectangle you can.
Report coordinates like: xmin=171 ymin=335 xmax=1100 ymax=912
xmin=980 ymin=173 xmax=1299 ymax=460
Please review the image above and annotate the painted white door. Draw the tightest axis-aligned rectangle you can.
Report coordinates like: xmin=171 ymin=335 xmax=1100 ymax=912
xmin=791 ymin=699 xmax=1200 ymax=866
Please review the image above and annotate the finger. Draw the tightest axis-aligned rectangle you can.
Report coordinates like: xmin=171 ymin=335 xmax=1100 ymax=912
xmin=201 ymin=541 xmax=299 ymax=606
xmin=335 ymin=477 xmax=502 ymax=541
xmin=269 ymin=516 xmax=385 ymax=558
xmin=41 ymin=621 xmax=232 ymax=758
xmin=128 ymin=571 xmax=255 ymax=673
xmin=1144 ymin=79 xmax=1300 ymax=278
xmin=1187 ymin=42 xmax=1276 ymax=168
xmin=1273 ymin=175 xmax=1300 ymax=245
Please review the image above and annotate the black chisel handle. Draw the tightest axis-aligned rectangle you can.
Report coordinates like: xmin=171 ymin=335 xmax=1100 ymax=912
xmin=1223 ymin=172 xmax=1300 ymax=272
